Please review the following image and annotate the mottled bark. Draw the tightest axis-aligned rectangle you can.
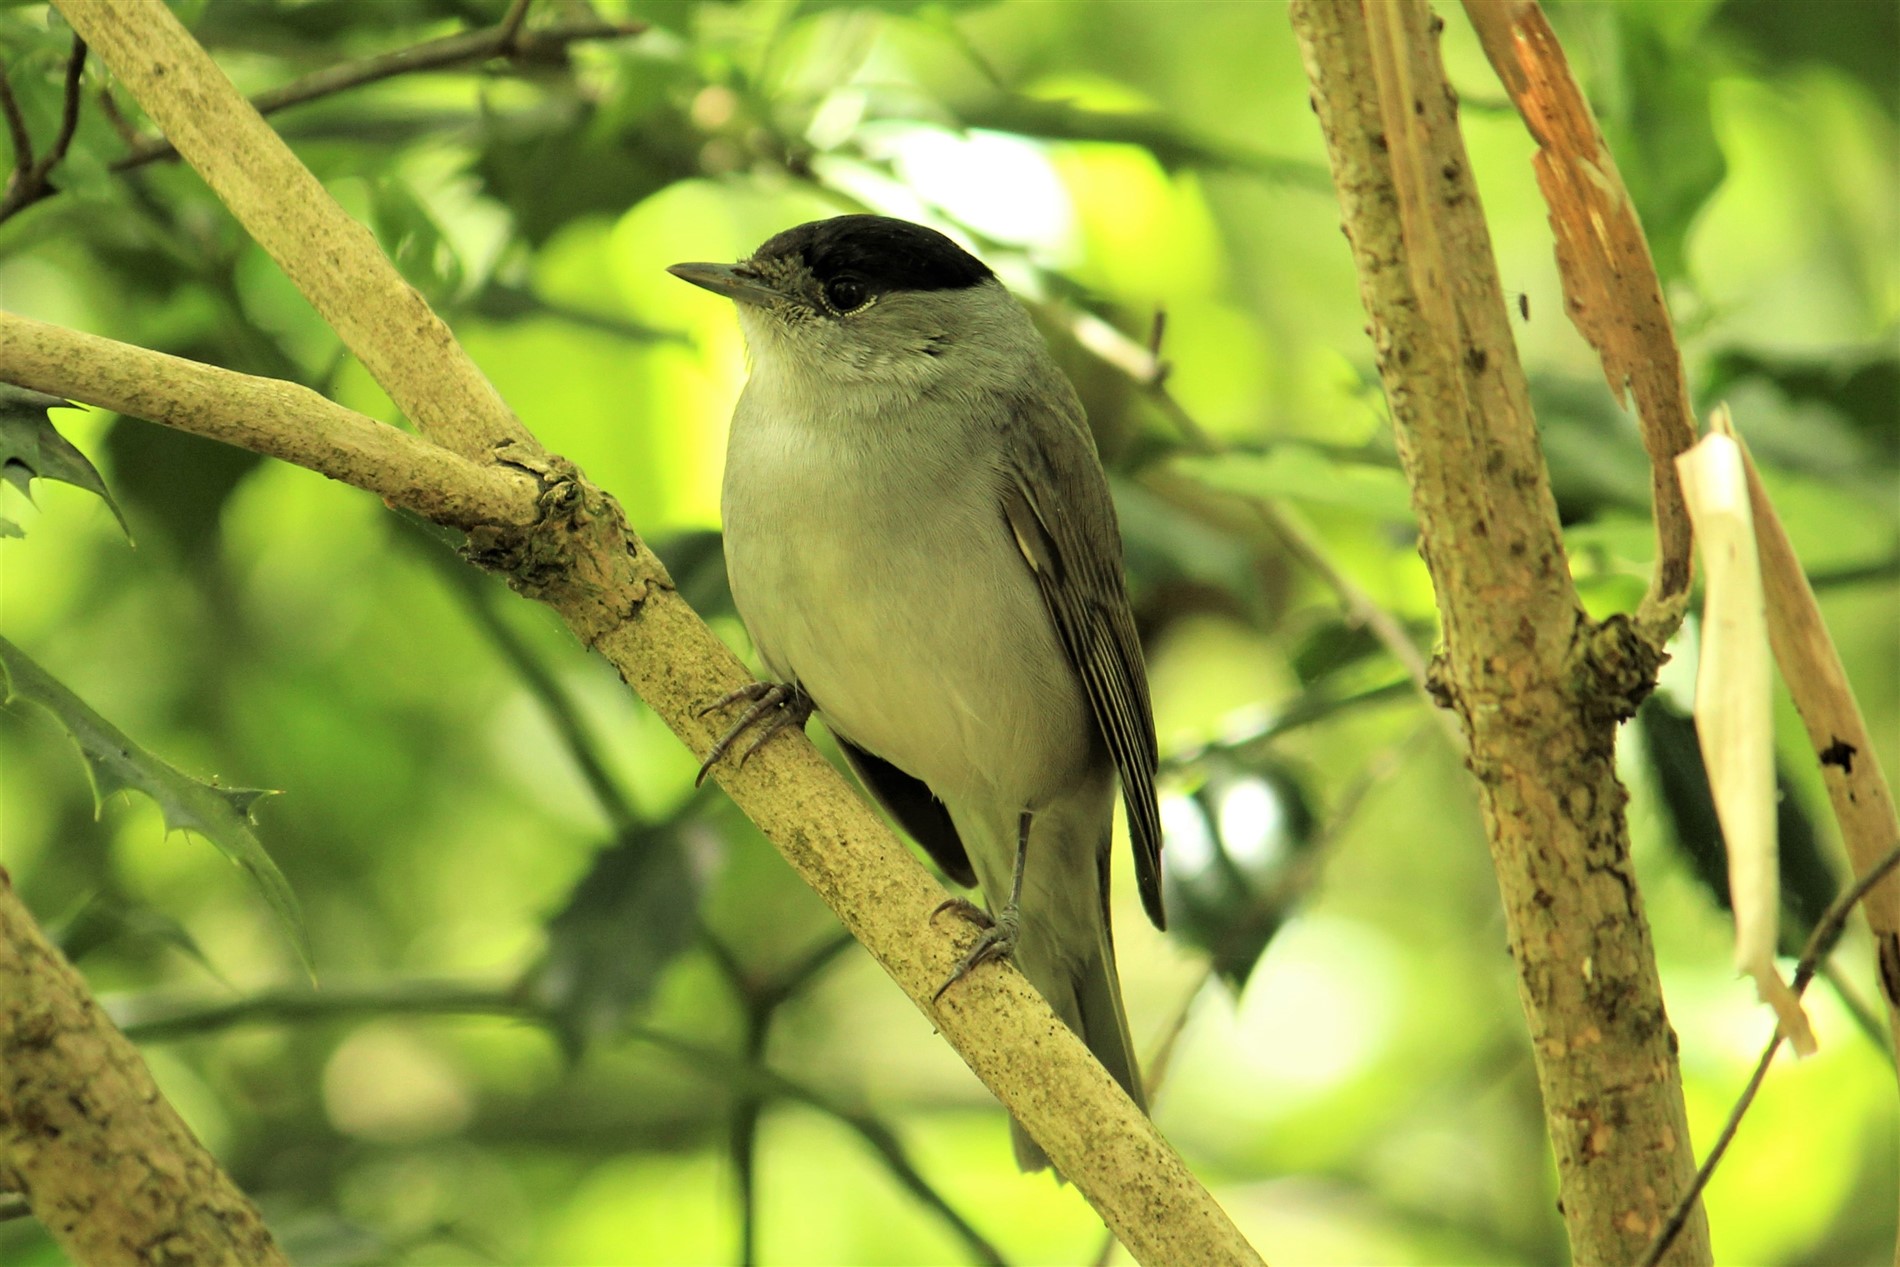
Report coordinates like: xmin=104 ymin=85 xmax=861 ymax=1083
xmin=0 ymin=869 xmax=288 ymax=1267
xmin=1287 ymin=3 xmax=1710 ymax=1264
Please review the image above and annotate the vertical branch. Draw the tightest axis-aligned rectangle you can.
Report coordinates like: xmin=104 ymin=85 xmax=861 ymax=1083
xmin=0 ymin=868 xmax=290 ymax=1267
xmin=1287 ymin=3 xmax=1710 ymax=1264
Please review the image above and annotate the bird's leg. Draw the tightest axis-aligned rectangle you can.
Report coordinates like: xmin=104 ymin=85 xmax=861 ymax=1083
xmin=695 ymin=681 xmax=814 ymax=787
xmin=932 ymin=809 xmax=1031 ymax=1002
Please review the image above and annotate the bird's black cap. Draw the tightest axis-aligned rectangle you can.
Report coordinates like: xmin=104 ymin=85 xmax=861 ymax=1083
xmin=753 ymin=215 xmax=993 ymax=295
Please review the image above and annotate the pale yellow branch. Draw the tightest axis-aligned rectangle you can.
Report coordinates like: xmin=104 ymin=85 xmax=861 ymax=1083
xmin=0 ymin=311 xmax=536 ymax=531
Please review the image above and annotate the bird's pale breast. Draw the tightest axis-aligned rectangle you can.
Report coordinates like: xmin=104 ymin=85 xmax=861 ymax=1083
xmin=721 ymin=397 xmax=1094 ymax=815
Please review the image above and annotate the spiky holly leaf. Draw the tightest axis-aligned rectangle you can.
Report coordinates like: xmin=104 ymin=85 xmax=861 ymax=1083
xmin=0 ymin=386 xmax=130 ymax=540
xmin=0 ymin=636 xmax=311 ymax=976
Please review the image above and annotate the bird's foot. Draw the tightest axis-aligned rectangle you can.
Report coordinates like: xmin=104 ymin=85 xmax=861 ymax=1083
xmin=931 ymin=897 xmax=1019 ymax=1002
xmin=695 ymin=681 xmax=813 ymax=786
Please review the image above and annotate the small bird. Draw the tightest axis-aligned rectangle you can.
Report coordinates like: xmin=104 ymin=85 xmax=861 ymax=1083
xmin=670 ymin=215 xmax=1163 ymax=1169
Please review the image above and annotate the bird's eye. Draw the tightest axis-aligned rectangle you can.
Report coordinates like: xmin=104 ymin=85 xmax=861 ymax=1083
xmin=824 ymin=277 xmax=868 ymax=312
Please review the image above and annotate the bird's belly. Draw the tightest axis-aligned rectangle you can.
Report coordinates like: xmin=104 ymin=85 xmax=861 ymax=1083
xmin=724 ymin=463 xmax=1092 ymax=812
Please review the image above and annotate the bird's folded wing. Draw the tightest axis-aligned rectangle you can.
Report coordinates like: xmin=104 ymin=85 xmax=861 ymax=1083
xmin=1000 ymin=403 xmax=1165 ymax=929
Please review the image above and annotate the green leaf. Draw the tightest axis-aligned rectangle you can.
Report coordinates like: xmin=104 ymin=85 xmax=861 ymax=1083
xmin=52 ymin=892 xmax=235 ymax=989
xmin=0 ymin=386 xmax=131 ymax=540
xmin=0 ymin=636 xmax=312 ymax=975
xmin=1171 ymin=446 xmax=1415 ymax=520
xmin=955 ymin=97 xmax=1333 ymax=188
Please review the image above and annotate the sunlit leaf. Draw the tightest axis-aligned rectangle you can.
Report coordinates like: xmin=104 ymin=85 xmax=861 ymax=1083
xmin=1171 ymin=446 xmax=1414 ymax=520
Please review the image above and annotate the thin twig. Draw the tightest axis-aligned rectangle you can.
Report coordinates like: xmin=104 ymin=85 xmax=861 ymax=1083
xmin=108 ymin=16 xmax=645 ymax=174
xmin=700 ymin=925 xmax=857 ymax=1267
xmin=94 ymin=83 xmax=138 ymax=147
xmin=1821 ymin=960 xmax=1895 ymax=1063
xmin=494 ymin=0 xmax=535 ymax=52
xmin=0 ymin=61 xmax=35 ymax=176
xmin=40 ymin=38 xmax=87 ymax=179
xmin=116 ymin=974 xmax=1006 ymax=1267
xmin=632 ymin=1029 xmax=1010 ymax=1267
xmin=111 ymin=979 xmax=536 ymax=1042
xmin=0 ymin=37 xmax=87 ymax=223
xmin=1638 ymin=840 xmax=1900 ymax=1267
xmin=757 ymin=929 xmax=857 ymax=1011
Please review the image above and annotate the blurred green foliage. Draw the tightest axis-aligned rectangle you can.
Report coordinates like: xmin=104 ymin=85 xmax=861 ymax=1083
xmin=1 ymin=1 xmax=1895 ymax=1263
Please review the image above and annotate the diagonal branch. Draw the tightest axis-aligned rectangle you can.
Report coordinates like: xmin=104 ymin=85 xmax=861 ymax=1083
xmin=26 ymin=2 xmax=1261 ymax=1261
xmin=58 ymin=0 xmax=534 ymax=462
xmin=0 ymin=867 xmax=289 ymax=1266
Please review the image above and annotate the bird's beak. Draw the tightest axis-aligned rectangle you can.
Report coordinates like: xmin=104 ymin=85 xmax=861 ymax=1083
xmin=667 ymin=261 xmax=780 ymax=307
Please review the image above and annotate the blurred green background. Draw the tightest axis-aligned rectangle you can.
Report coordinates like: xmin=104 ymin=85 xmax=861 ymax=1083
xmin=1 ymin=0 xmax=1895 ymax=1263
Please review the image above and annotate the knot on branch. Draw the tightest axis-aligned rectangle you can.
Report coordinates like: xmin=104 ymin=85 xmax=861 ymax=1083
xmin=1574 ymin=613 xmax=1665 ymax=726
xmin=463 ymin=443 xmax=673 ymax=647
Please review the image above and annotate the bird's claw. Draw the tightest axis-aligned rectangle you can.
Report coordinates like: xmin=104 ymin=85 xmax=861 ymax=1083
xmin=931 ymin=898 xmax=1018 ymax=1002
xmin=695 ymin=681 xmax=813 ymax=786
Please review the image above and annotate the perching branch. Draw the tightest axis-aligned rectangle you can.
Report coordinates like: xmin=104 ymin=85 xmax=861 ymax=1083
xmin=0 ymin=868 xmax=289 ymax=1267
xmin=17 ymin=1 xmax=1261 ymax=1261
xmin=1288 ymin=2 xmax=1708 ymax=1264
xmin=0 ymin=312 xmax=535 ymax=533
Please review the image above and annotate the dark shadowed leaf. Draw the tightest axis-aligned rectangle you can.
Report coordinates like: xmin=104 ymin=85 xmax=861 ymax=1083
xmin=0 ymin=388 xmax=130 ymax=539
xmin=651 ymin=528 xmax=736 ymax=623
xmin=1715 ymin=0 xmax=1900 ymax=118
xmin=525 ymin=820 xmax=700 ymax=1056
xmin=1163 ymin=758 xmax=1318 ymax=990
xmin=1637 ymin=694 xmax=1837 ymax=950
xmin=52 ymin=892 xmax=233 ymax=987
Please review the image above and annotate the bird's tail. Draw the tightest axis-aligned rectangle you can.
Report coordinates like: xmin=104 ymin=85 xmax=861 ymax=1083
xmin=1009 ymin=863 xmax=1145 ymax=1173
